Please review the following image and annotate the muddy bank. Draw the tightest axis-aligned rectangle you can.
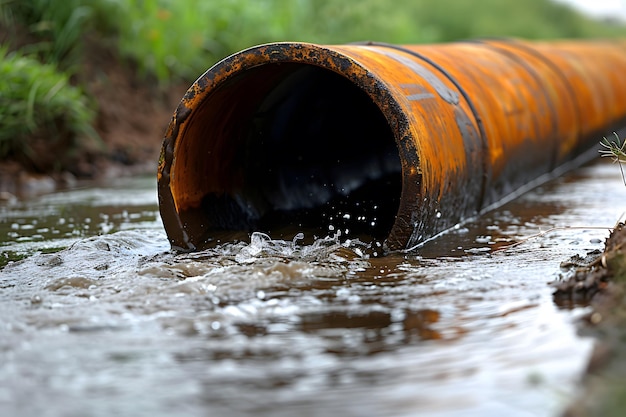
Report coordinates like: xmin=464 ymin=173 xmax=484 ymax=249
xmin=554 ymin=223 xmax=626 ymax=416
xmin=0 ymin=33 xmax=187 ymax=198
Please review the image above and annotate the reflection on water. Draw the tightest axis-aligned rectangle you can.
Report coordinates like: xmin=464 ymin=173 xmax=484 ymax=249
xmin=0 ymin=176 xmax=161 ymax=266
xmin=0 ymin=162 xmax=623 ymax=417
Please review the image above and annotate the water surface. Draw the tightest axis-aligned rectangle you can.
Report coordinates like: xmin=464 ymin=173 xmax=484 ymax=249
xmin=1 ymin=160 xmax=623 ymax=417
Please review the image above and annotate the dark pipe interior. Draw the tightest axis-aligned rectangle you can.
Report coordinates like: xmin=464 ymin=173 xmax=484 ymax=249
xmin=195 ymin=64 xmax=402 ymax=244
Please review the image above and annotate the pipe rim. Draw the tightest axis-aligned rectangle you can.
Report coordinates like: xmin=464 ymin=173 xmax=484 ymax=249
xmin=157 ymin=42 xmax=418 ymax=251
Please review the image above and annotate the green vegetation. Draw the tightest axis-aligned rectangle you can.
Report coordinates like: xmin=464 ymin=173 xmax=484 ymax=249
xmin=0 ymin=0 xmax=120 ymax=71
xmin=1 ymin=0 xmax=626 ymax=173
xmin=104 ymin=0 xmax=626 ymax=85
xmin=4 ymin=0 xmax=626 ymax=86
xmin=0 ymin=47 xmax=98 ymax=170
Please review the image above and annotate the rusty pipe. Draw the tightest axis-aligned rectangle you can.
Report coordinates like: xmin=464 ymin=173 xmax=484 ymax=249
xmin=157 ymin=38 xmax=626 ymax=252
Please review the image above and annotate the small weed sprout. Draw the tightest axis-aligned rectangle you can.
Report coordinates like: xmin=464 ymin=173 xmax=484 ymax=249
xmin=599 ymin=132 xmax=626 ymax=186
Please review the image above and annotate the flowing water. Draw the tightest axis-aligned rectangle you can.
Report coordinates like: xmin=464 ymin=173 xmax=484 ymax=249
xmin=0 ymin=159 xmax=623 ymax=417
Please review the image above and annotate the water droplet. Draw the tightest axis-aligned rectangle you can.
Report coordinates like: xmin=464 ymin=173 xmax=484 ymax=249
xmin=211 ymin=321 xmax=221 ymax=330
xmin=292 ymin=232 xmax=304 ymax=245
xmin=476 ymin=236 xmax=491 ymax=244
xmin=256 ymin=290 xmax=266 ymax=300
xmin=436 ymin=211 xmax=442 ymax=218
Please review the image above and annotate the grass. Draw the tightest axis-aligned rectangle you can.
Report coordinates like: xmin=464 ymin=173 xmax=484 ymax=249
xmin=4 ymin=0 xmax=626 ymax=87
xmin=4 ymin=0 xmax=626 ymax=86
xmin=0 ymin=0 xmax=121 ymax=72
xmin=0 ymin=47 xmax=98 ymax=171
xmin=111 ymin=0 xmax=626 ymax=86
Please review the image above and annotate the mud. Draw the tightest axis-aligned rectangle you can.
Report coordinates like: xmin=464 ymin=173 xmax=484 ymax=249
xmin=554 ymin=223 xmax=626 ymax=417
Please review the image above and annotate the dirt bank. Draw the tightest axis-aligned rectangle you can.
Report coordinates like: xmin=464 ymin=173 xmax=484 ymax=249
xmin=554 ymin=223 xmax=626 ymax=417
xmin=78 ymin=38 xmax=188 ymax=178
xmin=0 ymin=34 xmax=189 ymax=197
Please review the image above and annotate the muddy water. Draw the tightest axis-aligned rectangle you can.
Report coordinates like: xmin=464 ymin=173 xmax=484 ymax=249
xmin=0 ymin=160 xmax=623 ymax=417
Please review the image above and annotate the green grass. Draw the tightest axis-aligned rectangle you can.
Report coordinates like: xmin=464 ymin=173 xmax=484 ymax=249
xmin=92 ymin=0 xmax=626 ymax=85
xmin=0 ymin=47 xmax=98 ymax=170
xmin=0 ymin=0 xmax=121 ymax=72
xmin=4 ymin=0 xmax=626 ymax=86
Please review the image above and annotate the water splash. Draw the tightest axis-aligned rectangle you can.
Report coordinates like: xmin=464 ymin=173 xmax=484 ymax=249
xmin=2 ymin=162 xmax=624 ymax=417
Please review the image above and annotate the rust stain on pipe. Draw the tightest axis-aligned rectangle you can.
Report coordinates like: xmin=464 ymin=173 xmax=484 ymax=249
xmin=157 ymin=39 xmax=626 ymax=252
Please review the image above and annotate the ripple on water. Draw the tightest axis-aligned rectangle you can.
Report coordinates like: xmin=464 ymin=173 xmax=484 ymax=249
xmin=3 ymin=161 xmax=625 ymax=416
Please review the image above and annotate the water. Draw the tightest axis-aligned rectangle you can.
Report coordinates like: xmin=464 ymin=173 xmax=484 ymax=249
xmin=0 ymin=160 xmax=623 ymax=417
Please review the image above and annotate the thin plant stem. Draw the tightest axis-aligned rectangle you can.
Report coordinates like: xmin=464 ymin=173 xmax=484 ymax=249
xmin=599 ymin=132 xmax=626 ymax=186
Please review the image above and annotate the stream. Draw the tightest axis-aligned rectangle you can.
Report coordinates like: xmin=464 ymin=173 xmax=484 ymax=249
xmin=1 ymin=158 xmax=623 ymax=417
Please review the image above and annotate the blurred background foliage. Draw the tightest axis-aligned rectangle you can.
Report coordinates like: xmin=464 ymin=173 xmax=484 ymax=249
xmin=3 ymin=0 xmax=618 ymax=85
xmin=113 ymin=0 xmax=626 ymax=83
xmin=1 ymin=0 xmax=626 ymax=172
xmin=0 ymin=46 xmax=98 ymax=171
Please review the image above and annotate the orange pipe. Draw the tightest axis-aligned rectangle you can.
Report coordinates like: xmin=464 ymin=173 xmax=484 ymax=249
xmin=157 ymin=38 xmax=626 ymax=252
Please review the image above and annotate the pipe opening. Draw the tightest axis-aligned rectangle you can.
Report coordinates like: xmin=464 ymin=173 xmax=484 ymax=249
xmin=173 ymin=63 xmax=402 ymax=247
